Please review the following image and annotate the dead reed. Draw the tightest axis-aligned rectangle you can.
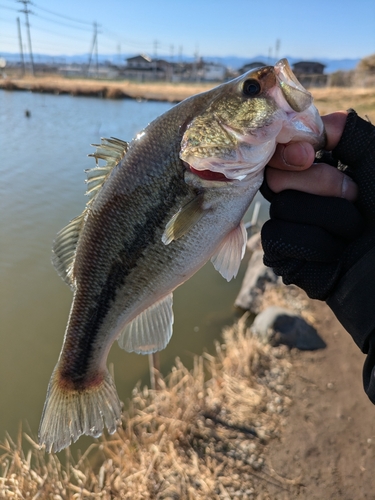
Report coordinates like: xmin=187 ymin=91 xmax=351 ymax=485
xmin=0 ymin=314 xmax=295 ymax=499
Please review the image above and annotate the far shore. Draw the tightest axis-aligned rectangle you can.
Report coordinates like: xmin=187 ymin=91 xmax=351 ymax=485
xmin=2 ymin=74 xmax=375 ymax=121
xmin=0 ymin=74 xmax=216 ymax=102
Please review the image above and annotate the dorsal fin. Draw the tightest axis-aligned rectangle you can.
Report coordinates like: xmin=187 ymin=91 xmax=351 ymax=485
xmin=52 ymin=212 xmax=87 ymax=287
xmin=52 ymin=137 xmax=129 ymax=286
xmin=86 ymin=137 xmax=129 ymax=204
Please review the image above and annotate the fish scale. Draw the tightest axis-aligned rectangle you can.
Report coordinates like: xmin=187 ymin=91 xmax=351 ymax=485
xmin=39 ymin=59 xmax=325 ymax=453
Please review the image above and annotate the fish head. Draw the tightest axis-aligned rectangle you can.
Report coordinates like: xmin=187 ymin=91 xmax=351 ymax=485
xmin=180 ymin=58 xmax=325 ymax=181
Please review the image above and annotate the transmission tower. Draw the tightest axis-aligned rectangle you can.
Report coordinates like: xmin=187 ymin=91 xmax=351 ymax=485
xmin=87 ymin=22 xmax=100 ymax=78
xmin=16 ymin=17 xmax=25 ymax=76
xmin=17 ymin=0 xmax=34 ymax=76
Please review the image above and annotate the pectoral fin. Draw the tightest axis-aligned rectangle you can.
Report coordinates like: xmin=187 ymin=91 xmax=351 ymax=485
xmin=117 ymin=293 xmax=174 ymax=354
xmin=162 ymin=194 xmax=204 ymax=245
xmin=211 ymin=221 xmax=247 ymax=281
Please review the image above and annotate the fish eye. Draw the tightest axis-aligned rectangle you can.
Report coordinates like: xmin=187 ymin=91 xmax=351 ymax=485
xmin=242 ymin=79 xmax=261 ymax=97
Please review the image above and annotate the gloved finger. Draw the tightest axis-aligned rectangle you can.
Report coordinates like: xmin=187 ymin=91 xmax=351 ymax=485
xmin=260 ymin=173 xmax=276 ymax=202
xmin=314 ymin=150 xmax=339 ymax=167
xmin=262 ymin=219 xmax=347 ymax=263
xmin=270 ymin=191 xmax=364 ymax=240
xmin=262 ymin=255 xmax=340 ymax=300
xmin=332 ymin=110 xmax=375 ymax=222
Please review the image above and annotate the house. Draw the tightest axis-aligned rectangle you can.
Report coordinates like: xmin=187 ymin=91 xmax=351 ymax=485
xmin=126 ymin=54 xmax=153 ymax=69
xmin=292 ymin=61 xmax=325 ymax=75
xmin=122 ymin=54 xmax=170 ymax=81
xmin=201 ymin=62 xmax=226 ymax=81
xmin=292 ymin=61 xmax=327 ymax=87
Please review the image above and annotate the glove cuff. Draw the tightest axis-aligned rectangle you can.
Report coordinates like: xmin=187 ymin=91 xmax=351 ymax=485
xmin=332 ymin=109 xmax=375 ymax=165
xmin=327 ymin=245 xmax=375 ymax=352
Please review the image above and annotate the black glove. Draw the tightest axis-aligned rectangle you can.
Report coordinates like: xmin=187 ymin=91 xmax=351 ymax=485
xmin=261 ymin=110 xmax=375 ymax=403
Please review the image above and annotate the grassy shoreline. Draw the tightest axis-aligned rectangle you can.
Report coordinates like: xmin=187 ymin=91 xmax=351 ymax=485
xmin=1 ymin=75 xmax=375 ymax=123
xmin=0 ymin=75 xmax=216 ymax=103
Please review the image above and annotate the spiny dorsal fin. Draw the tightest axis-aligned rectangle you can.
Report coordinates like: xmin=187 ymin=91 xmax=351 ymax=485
xmin=86 ymin=137 xmax=129 ymax=205
xmin=52 ymin=211 xmax=87 ymax=287
xmin=52 ymin=137 xmax=129 ymax=286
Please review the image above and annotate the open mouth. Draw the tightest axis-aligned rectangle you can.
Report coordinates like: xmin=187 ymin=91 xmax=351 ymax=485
xmin=186 ymin=163 xmax=230 ymax=181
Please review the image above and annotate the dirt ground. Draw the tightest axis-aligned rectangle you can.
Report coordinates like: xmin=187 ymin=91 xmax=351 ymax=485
xmin=265 ymin=297 xmax=375 ymax=499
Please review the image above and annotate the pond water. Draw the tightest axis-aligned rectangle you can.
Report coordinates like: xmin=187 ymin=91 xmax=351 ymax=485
xmin=0 ymin=89 xmax=269 ymax=451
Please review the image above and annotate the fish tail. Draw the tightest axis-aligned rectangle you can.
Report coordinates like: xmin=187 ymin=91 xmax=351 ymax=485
xmin=38 ymin=366 xmax=122 ymax=453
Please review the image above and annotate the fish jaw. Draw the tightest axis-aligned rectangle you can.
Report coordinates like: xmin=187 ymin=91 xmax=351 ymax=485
xmin=180 ymin=59 xmax=325 ymax=181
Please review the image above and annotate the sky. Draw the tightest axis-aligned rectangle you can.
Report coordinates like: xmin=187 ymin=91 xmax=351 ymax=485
xmin=0 ymin=0 xmax=374 ymax=62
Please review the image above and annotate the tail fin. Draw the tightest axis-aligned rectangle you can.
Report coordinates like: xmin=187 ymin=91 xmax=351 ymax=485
xmin=38 ymin=367 xmax=122 ymax=453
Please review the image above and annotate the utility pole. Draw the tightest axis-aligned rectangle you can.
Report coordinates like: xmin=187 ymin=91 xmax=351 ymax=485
xmin=16 ymin=17 xmax=25 ymax=77
xmin=18 ymin=0 xmax=34 ymax=76
xmin=117 ymin=43 xmax=121 ymax=66
xmin=87 ymin=22 xmax=100 ymax=78
xmin=169 ymin=44 xmax=174 ymax=82
xmin=275 ymin=39 xmax=281 ymax=61
xmin=268 ymin=46 xmax=273 ymax=65
xmin=153 ymin=39 xmax=159 ymax=59
xmin=94 ymin=22 xmax=99 ymax=78
xmin=153 ymin=39 xmax=159 ymax=81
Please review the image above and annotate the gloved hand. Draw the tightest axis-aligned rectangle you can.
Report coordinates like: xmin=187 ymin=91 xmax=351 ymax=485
xmin=261 ymin=110 xmax=375 ymax=403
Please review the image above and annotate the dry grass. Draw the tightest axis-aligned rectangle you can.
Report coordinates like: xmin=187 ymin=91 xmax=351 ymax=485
xmin=0 ymin=315 xmax=296 ymax=499
xmin=2 ymin=75 xmax=375 ymax=119
xmin=0 ymin=75 xmax=215 ymax=103
xmin=312 ymin=87 xmax=375 ymax=122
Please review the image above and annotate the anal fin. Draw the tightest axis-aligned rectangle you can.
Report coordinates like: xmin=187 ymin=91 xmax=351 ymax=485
xmin=117 ymin=293 xmax=174 ymax=354
xmin=211 ymin=221 xmax=247 ymax=281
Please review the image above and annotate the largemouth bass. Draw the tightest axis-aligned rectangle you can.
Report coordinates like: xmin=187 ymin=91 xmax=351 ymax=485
xmin=39 ymin=59 xmax=324 ymax=453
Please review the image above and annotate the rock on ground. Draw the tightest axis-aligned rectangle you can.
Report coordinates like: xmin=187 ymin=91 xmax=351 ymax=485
xmin=235 ymin=249 xmax=279 ymax=313
xmin=251 ymin=305 xmax=326 ymax=350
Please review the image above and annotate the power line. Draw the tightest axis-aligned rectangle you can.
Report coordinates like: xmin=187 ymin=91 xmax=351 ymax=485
xmin=31 ymin=22 xmax=90 ymax=42
xmin=0 ymin=3 xmax=18 ymax=11
xmin=31 ymin=1 xmax=92 ymax=26
xmin=33 ymin=11 xmax=92 ymax=32
xmin=101 ymin=26 xmax=154 ymax=49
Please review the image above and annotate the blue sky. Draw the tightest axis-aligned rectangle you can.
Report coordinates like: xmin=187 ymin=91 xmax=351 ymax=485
xmin=0 ymin=0 xmax=374 ymax=61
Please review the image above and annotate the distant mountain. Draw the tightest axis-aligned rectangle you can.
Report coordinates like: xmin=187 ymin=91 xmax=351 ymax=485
xmin=0 ymin=51 xmax=360 ymax=74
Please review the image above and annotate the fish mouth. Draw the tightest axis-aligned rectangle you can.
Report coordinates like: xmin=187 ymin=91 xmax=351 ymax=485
xmin=182 ymin=160 xmax=232 ymax=182
xmin=274 ymin=58 xmax=313 ymax=112
xmin=273 ymin=59 xmax=326 ymax=148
